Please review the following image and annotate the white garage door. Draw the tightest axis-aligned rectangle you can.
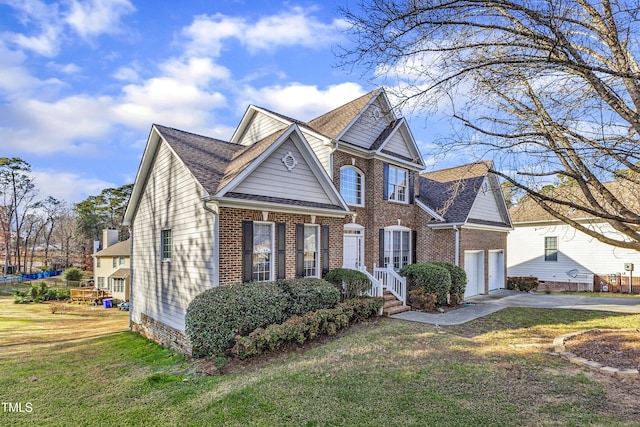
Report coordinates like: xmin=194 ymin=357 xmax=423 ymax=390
xmin=488 ymin=250 xmax=505 ymax=291
xmin=464 ymin=250 xmax=485 ymax=298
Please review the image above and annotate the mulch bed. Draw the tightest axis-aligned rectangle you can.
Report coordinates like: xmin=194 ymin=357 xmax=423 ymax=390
xmin=564 ymin=329 xmax=640 ymax=371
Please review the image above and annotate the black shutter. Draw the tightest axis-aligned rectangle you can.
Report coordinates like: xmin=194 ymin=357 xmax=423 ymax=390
xmin=321 ymin=225 xmax=330 ymax=277
xmin=412 ymin=230 xmax=417 ymax=265
xmin=295 ymin=224 xmax=304 ymax=277
xmin=276 ymin=223 xmax=286 ymax=279
xmin=409 ymin=170 xmax=415 ymax=204
xmin=383 ymin=163 xmax=389 ymax=200
xmin=242 ymin=221 xmax=253 ymax=282
xmin=379 ymin=228 xmax=385 ymax=267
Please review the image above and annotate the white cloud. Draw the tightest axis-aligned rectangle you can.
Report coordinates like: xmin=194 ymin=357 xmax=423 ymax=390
xmin=0 ymin=95 xmax=115 ymax=154
xmin=1 ymin=0 xmax=63 ymax=57
xmin=65 ymin=0 xmax=136 ymax=39
xmin=113 ymin=66 xmax=139 ymax=81
xmin=182 ymin=7 xmax=347 ymax=57
xmin=47 ymin=61 xmax=81 ymax=74
xmin=239 ymin=82 xmax=367 ymax=121
xmin=113 ymin=76 xmax=227 ymax=130
xmin=31 ymin=169 xmax=115 ymax=203
xmin=160 ymin=57 xmax=231 ymax=85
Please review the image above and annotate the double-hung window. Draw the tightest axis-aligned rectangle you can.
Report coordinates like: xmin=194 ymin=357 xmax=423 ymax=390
xmin=340 ymin=166 xmax=364 ymax=206
xmin=161 ymin=229 xmax=172 ymax=261
xmin=252 ymin=222 xmax=273 ymax=281
xmin=544 ymin=236 xmax=558 ymax=261
xmin=387 ymin=165 xmax=408 ymax=203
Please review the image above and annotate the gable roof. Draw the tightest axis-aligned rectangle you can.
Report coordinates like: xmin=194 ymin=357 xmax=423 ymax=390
xmin=307 ymin=89 xmax=381 ymax=140
xmin=156 ymin=125 xmax=245 ymax=196
xmin=124 ymin=123 xmax=351 ymax=225
xmin=509 ymin=180 xmax=640 ymax=224
xmin=419 ymin=161 xmax=511 ymax=228
xmin=93 ymin=239 xmax=130 ymax=257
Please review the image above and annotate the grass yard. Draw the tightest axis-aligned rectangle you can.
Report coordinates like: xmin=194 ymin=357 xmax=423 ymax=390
xmin=1 ymin=297 xmax=640 ymax=426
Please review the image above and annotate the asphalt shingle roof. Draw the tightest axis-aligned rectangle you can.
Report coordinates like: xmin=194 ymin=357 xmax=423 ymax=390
xmin=94 ymin=240 xmax=130 ymax=257
xmin=307 ymin=89 xmax=380 ymax=140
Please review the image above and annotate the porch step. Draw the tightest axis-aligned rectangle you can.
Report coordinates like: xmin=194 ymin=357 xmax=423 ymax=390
xmin=383 ymin=304 xmax=411 ymax=316
xmin=382 ymin=291 xmax=410 ymax=316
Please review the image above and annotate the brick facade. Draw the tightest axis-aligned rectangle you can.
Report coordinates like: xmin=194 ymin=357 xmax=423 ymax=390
xmin=218 ymin=207 xmax=344 ymax=285
xmin=132 ymin=314 xmax=192 ymax=355
xmin=333 ymin=151 xmax=420 ymax=271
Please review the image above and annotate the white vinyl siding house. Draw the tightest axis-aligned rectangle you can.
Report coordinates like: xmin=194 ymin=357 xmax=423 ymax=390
xmin=130 ymin=141 xmax=217 ymax=332
xmin=508 ymin=220 xmax=640 ymax=288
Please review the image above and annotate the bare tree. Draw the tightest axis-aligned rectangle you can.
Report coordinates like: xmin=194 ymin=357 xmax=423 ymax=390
xmin=0 ymin=158 xmax=38 ymax=273
xmin=340 ymin=0 xmax=640 ymax=249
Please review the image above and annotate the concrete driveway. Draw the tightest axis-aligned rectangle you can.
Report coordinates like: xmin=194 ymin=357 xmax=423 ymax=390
xmin=392 ymin=289 xmax=640 ymax=326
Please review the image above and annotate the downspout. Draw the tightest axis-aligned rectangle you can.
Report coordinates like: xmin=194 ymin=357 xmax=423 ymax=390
xmin=453 ymin=225 xmax=460 ymax=266
xmin=128 ymin=225 xmax=133 ymax=331
xmin=202 ymin=200 xmax=219 ymax=288
xmin=328 ymin=140 xmax=339 ymax=180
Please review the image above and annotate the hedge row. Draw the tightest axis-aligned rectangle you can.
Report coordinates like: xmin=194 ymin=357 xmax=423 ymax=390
xmin=507 ymin=276 xmax=539 ymax=292
xmin=185 ymin=278 xmax=340 ymax=358
xmin=230 ymin=297 xmax=384 ymax=359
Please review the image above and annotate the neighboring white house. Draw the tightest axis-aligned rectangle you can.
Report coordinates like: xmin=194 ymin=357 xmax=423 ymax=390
xmin=93 ymin=229 xmax=130 ymax=302
xmin=507 ymin=195 xmax=640 ymax=292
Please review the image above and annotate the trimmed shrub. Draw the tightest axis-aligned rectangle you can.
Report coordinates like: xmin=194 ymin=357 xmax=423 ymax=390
xmin=63 ymin=267 xmax=83 ymax=282
xmin=276 ymin=278 xmax=340 ymax=316
xmin=186 ymin=278 xmax=341 ymax=358
xmin=430 ymin=262 xmax=467 ymax=304
xmin=324 ymin=268 xmax=372 ymax=299
xmin=507 ymin=276 xmax=539 ymax=292
xmin=342 ymin=297 xmax=384 ymax=322
xmin=186 ymin=281 xmax=289 ymax=358
xmin=408 ymin=288 xmax=437 ymax=311
xmin=400 ymin=263 xmax=451 ymax=305
xmin=230 ymin=297 xmax=383 ymax=359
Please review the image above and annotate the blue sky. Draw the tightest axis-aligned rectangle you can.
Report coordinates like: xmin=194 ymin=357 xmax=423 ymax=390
xmin=0 ymin=0 xmax=454 ymax=204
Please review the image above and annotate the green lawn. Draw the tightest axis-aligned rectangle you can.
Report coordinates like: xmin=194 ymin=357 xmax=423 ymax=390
xmin=1 ymin=297 xmax=639 ymax=426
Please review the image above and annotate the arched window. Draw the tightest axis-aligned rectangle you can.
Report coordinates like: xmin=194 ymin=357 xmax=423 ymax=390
xmin=340 ymin=166 xmax=364 ymax=206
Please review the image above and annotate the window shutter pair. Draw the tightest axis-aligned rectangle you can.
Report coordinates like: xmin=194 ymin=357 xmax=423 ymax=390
xmin=241 ymin=221 xmax=286 ymax=282
xmin=295 ymin=224 xmax=330 ymax=277
xmin=378 ymin=228 xmax=417 ymax=268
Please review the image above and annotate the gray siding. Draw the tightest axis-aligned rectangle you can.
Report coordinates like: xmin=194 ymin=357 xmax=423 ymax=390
xmin=383 ymin=130 xmax=412 ymax=159
xmin=302 ymin=130 xmax=332 ymax=176
xmin=131 ymin=142 xmax=216 ymax=332
xmin=341 ymin=100 xmax=391 ymax=148
xmin=232 ymin=137 xmax=335 ymax=205
xmin=238 ymin=113 xmax=288 ymax=146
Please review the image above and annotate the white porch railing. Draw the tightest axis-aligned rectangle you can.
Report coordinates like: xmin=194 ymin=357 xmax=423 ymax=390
xmin=374 ymin=264 xmax=407 ymax=305
xmin=359 ymin=266 xmax=383 ymax=298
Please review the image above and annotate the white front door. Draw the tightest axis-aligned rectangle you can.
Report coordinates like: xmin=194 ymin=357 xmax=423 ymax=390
xmin=343 ymin=225 xmax=364 ymax=270
xmin=343 ymin=235 xmax=363 ymax=270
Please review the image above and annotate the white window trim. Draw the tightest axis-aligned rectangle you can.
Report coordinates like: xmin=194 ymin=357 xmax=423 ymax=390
xmin=544 ymin=236 xmax=558 ymax=262
xmin=303 ymin=224 xmax=320 ymax=278
xmin=388 ymin=165 xmax=409 ymax=204
xmin=383 ymin=225 xmax=412 ymax=270
xmin=161 ymin=229 xmax=172 ymax=262
xmin=339 ymin=165 xmax=365 ymax=207
xmin=253 ymin=221 xmax=275 ymax=282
